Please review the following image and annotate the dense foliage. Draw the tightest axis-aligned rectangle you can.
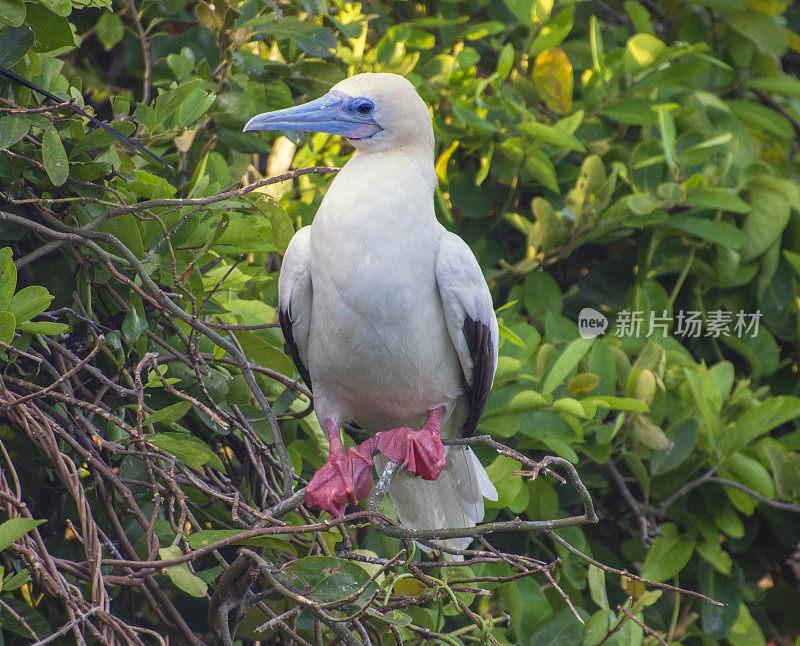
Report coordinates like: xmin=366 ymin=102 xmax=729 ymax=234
xmin=0 ymin=0 xmax=799 ymax=643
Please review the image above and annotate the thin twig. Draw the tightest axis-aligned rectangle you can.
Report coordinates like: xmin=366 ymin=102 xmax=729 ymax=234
xmin=617 ymin=604 xmax=668 ymax=646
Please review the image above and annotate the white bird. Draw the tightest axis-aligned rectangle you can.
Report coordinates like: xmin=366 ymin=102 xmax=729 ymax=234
xmin=244 ymin=73 xmax=498 ymax=553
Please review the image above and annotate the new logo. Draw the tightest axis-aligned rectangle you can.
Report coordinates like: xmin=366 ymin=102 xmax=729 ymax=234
xmin=578 ymin=307 xmax=608 ymax=339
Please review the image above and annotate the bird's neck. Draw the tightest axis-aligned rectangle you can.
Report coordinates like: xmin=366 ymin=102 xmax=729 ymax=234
xmin=349 ymin=148 xmax=437 ymax=192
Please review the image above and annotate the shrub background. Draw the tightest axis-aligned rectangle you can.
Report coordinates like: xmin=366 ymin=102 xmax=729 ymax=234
xmin=0 ymin=0 xmax=799 ymax=644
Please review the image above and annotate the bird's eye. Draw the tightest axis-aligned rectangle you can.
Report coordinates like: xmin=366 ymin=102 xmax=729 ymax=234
xmin=354 ymin=100 xmax=374 ymax=116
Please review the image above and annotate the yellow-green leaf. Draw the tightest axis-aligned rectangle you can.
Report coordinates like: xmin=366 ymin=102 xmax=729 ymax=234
xmin=533 ymin=48 xmax=573 ymax=115
xmin=624 ymin=33 xmax=666 ymax=72
xmin=393 ymin=577 xmax=429 ymax=596
xmin=159 ymin=545 xmax=208 ymax=598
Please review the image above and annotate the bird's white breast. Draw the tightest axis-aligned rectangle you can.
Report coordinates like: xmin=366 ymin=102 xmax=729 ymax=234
xmin=307 ymin=152 xmax=462 ymax=429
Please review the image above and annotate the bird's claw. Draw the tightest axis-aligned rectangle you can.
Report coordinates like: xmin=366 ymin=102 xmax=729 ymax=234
xmin=375 ymin=424 xmax=445 ymax=481
xmin=305 ymin=439 xmax=375 ymax=518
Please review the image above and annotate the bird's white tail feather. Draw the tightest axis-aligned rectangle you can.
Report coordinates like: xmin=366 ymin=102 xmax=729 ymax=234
xmin=376 ymin=446 xmax=497 ymax=560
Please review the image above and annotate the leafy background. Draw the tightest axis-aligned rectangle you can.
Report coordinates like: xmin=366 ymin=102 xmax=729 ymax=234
xmin=0 ymin=0 xmax=799 ymax=644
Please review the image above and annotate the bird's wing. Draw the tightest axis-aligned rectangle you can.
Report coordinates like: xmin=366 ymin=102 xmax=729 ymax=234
xmin=278 ymin=226 xmax=313 ymax=388
xmin=435 ymin=231 xmax=499 ymax=436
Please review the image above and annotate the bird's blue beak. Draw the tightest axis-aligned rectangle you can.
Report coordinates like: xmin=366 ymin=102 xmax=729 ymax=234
xmin=243 ymin=91 xmax=382 ymax=140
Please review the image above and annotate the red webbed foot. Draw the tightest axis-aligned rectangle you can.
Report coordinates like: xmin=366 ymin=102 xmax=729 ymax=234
xmin=305 ymin=438 xmax=375 ymax=518
xmin=375 ymin=407 xmax=446 ymax=481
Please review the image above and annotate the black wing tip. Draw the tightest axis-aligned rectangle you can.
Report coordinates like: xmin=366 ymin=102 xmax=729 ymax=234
xmin=461 ymin=317 xmax=494 ymax=437
xmin=278 ymin=308 xmax=312 ymax=389
xmin=0 ymin=65 xmax=172 ymax=169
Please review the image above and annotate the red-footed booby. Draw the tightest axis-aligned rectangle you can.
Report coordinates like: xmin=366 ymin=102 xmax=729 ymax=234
xmin=244 ymin=73 xmax=498 ymax=553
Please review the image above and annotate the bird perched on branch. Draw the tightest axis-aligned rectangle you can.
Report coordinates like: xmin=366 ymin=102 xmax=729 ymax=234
xmin=244 ymin=73 xmax=498 ymax=553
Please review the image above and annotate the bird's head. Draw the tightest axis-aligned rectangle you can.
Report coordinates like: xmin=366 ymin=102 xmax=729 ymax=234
xmin=243 ymin=73 xmax=433 ymax=154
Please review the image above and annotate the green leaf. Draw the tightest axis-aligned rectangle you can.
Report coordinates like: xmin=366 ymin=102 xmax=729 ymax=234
xmin=590 ymin=15 xmax=604 ymax=70
xmin=734 ymin=397 xmax=800 ymax=448
xmin=7 ymin=286 xmax=52 ymax=324
xmin=146 ymin=79 xmax=204 ymax=131
xmin=525 ymin=148 xmax=559 ymax=193
xmin=696 ymin=541 xmax=732 ymax=576
xmin=527 ymin=607 xmax=587 ymax=644
xmin=624 ymin=1 xmax=655 ymax=35
xmin=145 ymin=401 xmax=192 ymax=427
xmin=740 ymin=177 xmax=792 ymax=262
xmin=723 ymin=452 xmax=775 ymax=499
xmin=498 ymin=321 xmax=525 ymax=346
xmin=0 ymin=23 xmax=33 ymax=67
xmin=518 ymin=120 xmax=585 ymax=151
xmin=283 ymin=556 xmax=377 ymax=603
xmin=147 ymin=432 xmax=226 ymax=472
xmin=158 ymin=545 xmax=208 ymax=598
xmin=187 ymin=530 xmax=296 ymax=555
xmin=726 ymin=10 xmax=786 ymax=57
xmin=121 ymin=309 xmax=147 ymax=345
xmin=725 ymin=99 xmax=793 ymax=139
xmin=541 ymin=337 xmax=594 ymax=394
xmin=684 ymin=188 xmax=751 ymax=213
xmin=0 ymin=247 xmax=17 ymax=311
xmin=631 ymin=416 xmax=671 ymax=450
xmin=96 ymin=12 xmax=124 ymax=50
xmin=522 ymin=270 xmax=562 ymax=317
xmin=651 ymin=418 xmax=699 ymax=475
xmin=657 ymin=106 xmax=676 ymax=169
xmin=477 ymin=414 xmax=520 ymax=438
xmin=177 ymin=90 xmax=216 ymax=127
xmin=42 ymin=126 xmax=69 ymax=186
xmin=582 ymin=396 xmax=649 ymax=412
xmin=256 ymin=17 xmax=337 ymax=58
xmin=699 ymin=564 xmax=741 ymax=638
xmin=508 ymin=390 xmax=549 ymax=414
xmin=0 ymin=311 xmax=15 ymax=344
xmin=746 ymin=75 xmax=800 ymax=100
xmin=99 ymin=213 xmax=144 ymax=260
xmin=0 ymin=115 xmax=29 ymax=151
xmin=485 ymin=454 xmax=523 ymax=508
xmin=246 ymin=197 xmax=294 ymax=254
xmin=0 ymin=518 xmax=46 ymax=552
xmin=727 ymin=603 xmax=766 ymax=646
xmin=2 ymin=568 xmax=30 ymax=591
xmin=39 ymin=0 xmax=71 ymax=17
xmin=530 ymin=5 xmax=574 ymax=56
xmin=588 ymin=565 xmax=610 ymax=613
xmin=25 ymin=3 xmax=78 ymax=51
xmin=235 ymin=330 xmax=296 ymax=378
xmin=497 ymin=42 xmax=514 ymax=79
xmin=664 ymin=214 xmax=747 ymax=249
xmin=70 ymin=121 xmax=136 ymax=158
xmin=0 ymin=0 xmax=25 ymax=27
xmin=640 ymin=523 xmax=694 ymax=582
xmin=604 ymin=100 xmax=662 ymax=126
xmin=16 ymin=321 xmax=67 ymax=336
xmin=583 ymin=611 xmax=609 ymax=646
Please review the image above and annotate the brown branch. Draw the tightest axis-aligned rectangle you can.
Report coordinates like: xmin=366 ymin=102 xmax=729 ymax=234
xmin=0 ymin=336 xmax=104 ymax=409
xmin=127 ymin=0 xmax=151 ymax=105
xmin=546 ymin=530 xmax=723 ymax=606
xmin=617 ymin=604 xmax=668 ymax=646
